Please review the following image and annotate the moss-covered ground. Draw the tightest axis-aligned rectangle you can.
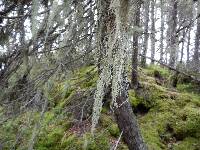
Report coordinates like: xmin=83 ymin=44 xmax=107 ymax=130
xmin=0 ymin=65 xmax=200 ymax=150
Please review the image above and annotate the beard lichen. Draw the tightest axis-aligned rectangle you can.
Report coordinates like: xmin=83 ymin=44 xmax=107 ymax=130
xmin=92 ymin=0 xmax=130 ymax=133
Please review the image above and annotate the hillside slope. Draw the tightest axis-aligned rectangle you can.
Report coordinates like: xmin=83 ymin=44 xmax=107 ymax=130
xmin=0 ymin=65 xmax=200 ymax=150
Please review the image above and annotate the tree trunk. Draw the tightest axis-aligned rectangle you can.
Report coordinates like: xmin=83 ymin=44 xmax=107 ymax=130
xmin=193 ymin=0 xmax=200 ymax=72
xmin=132 ymin=1 xmax=142 ymax=89
xmin=114 ymin=74 xmax=147 ymax=150
xmin=96 ymin=0 xmax=111 ymax=74
xmin=141 ymin=0 xmax=150 ymax=67
xmin=97 ymin=0 xmax=147 ymax=149
xmin=186 ymin=29 xmax=191 ymax=67
xmin=169 ymin=0 xmax=178 ymax=67
xmin=160 ymin=0 xmax=165 ymax=63
xmin=150 ymin=0 xmax=156 ymax=64
xmin=180 ymin=29 xmax=186 ymax=63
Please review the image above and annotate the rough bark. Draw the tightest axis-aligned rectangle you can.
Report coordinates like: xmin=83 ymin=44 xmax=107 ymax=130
xmin=193 ymin=0 xmax=200 ymax=72
xmin=97 ymin=0 xmax=147 ymax=149
xmin=150 ymin=0 xmax=156 ymax=64
xmin=114 ymin=74 xmax=147 ymax=150
xmin=186 ymin=29 xmax=191 ymax=67
xmin=141 ymin=0 xmax=150 ymax=67
xmin=180 ymin=29 xmax=186 ymax=63
xmin=160 ymin=0 xmax=165 ymax=62
xmin=131 ymin=1 xmax=142 ymax=89
xmin=169 ymin=0 xmax=178 ymax=67
xmin=96 ymin=0 xmax=113 ymax=74
xmin=115 ymin=1 xmax=147 ymax=149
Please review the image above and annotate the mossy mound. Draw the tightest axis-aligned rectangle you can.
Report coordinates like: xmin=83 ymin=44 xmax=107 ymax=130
xmin=129 ymin=67 xmax=200 ymax=149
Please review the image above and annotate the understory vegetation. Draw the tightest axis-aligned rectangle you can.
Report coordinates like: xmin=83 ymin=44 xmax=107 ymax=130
xmin=1 ymin=65 xmax=200 ymax=150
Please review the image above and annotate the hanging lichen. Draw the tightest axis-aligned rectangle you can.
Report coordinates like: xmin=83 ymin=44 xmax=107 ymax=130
xmin=91 ymin=0 xmax=130 ymax=133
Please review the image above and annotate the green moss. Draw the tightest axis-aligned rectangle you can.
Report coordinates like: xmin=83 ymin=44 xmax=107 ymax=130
xmin=83 ymin=133 xmax=110 ymax=150
xmin=170 ymin=105 xmax=200 ymax=139
xmin=43 ymin=112 xmax=55 ymax=123
xmin=71 ymin=66 xmax=98 ymax=89
xmin=130 ymin=82 xmax=168 ymax=110
xmin=99 ymin=114 xmax=114 ymax=128
xmin=177 ymin=83 xmax=200 ymax=94
xmin=108 ymin=124 xmax=120 ymax=138
xmin=2 ymin=65 xmax=200 ymax=150
xmin=129 ymin=90 xmax=140 ymax=107
xmin=60 ymin=134 xmax=83 ymax=150
xmin=56 ymin=90 xmax=76 ymax=109
xmin=141 ymin=65 xmax=169 ymax=79
xmin=131 ymin=72 xmax=200 ymax=149
xmin=35 ymin=126 xmax=64 ymax=149
xmin=173 ymin=137 xmax=200 ymax=150
xmin=36 ymin=131 xmax=111 ymax=150
xmin=101 ymin=107 xmax=109 ymax=114
xmin=139 ymin=112 xmax=173 ymax=150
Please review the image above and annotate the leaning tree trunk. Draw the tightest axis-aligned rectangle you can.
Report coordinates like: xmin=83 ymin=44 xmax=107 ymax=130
xmin=141 ymin=0 xmax=150 ymax=67
xmin=115 ymin=73 xmax=147 ymax=150
xmin=113 ymin=1 xmax=147 ymax=149
xmin=131 ymin=1 xmax=142 ymax=89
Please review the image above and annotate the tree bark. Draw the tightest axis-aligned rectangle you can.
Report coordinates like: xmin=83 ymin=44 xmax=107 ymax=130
xmin=193 ymin=0 xmax=200 ymax=72
xmin=180 ymin=29 xmax=186 ymax=63
xmin=132 ymin=1 xmax=142 ymax=89
xmin=114 ymin=74 xmax=147 ymax=150
xmin=141 ymin=0 xmax=150 ymax=67
xmin=97 ymin=0 xmax=147 ymax=149
xmin=96 ymin=0 xmax=112 ymax=74
xmin=150 ymin=0 xmax=156 ymax=64
xmin=160 ymin=0 xmax=165 ymax=63
xmin=186 ymin=29 xmax=191 ymax=67
xmin=169 ymin=0 xmax=178 ymax=67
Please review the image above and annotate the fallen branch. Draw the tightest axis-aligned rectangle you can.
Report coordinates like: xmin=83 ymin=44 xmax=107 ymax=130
xmin=139 ymin=54 xmax=200 ymax=84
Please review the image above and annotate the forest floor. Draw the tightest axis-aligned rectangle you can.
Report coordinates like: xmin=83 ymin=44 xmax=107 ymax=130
xmin=0 ymin=65 xmax=200 ymax=150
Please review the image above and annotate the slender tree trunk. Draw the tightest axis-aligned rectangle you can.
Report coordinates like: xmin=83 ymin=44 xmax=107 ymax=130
xmin=193 ymin=0 xmax=200 ymax=72
xmin=132 ymin=1 xmax=142 ymax=89
xmin=180 ymin=29 xmax=186 ymax=64
xmin=169 ymin=0 xmax=178 ymax=67
xmin=160 ymin=0 xmax=165 ymax=63
xmin=186 ymin=29 xmax=191 ymax=67
xmin=150 ymin=0 xmax=156 ymax=64
xmin=141 ymin=0 xmax=150 ymax=67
